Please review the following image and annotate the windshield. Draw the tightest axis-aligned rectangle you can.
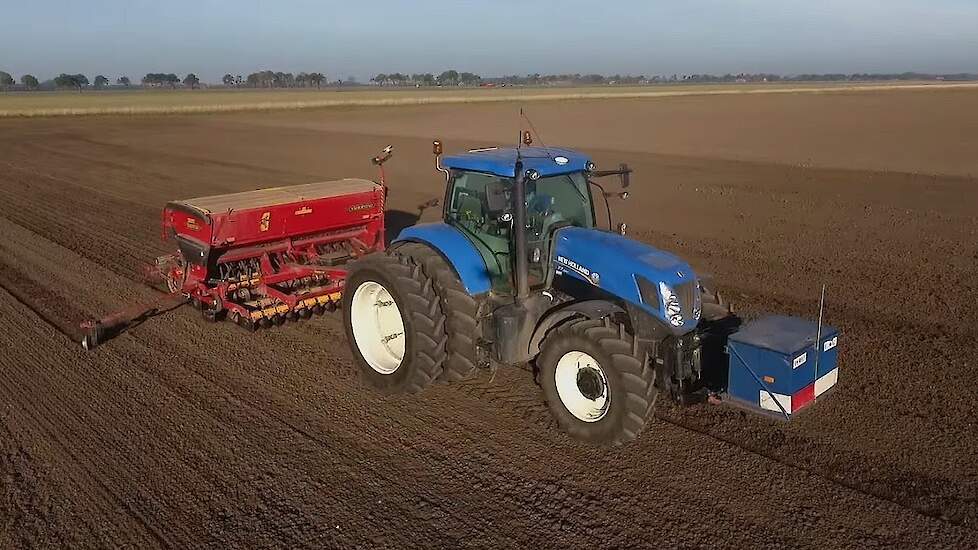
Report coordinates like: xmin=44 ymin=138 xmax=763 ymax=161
xmin=527 ymin=172 xmax=594 ymax=229
xmin=446 ymin=171 xmax=594 ymax=232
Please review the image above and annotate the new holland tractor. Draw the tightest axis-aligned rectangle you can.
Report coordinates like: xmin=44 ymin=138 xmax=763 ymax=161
xmin=342 ymin=134 xmax=735 ymax=445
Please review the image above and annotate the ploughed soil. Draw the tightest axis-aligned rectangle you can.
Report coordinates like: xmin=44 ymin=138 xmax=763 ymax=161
xmin=1 ymin=88 xmax=977 ymax=548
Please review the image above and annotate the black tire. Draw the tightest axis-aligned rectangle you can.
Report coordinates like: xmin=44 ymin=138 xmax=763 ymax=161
xmin=395 ymin=242 xmax=483 ymax=382
xmin=537 ymin=317 xmax=656 ymax=445
xmin=342 ymin=251 xmax=446 ymax=394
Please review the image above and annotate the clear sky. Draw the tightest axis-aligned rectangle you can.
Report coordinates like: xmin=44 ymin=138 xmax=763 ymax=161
xmin=1 ymin=0 xmax=976 ymax=83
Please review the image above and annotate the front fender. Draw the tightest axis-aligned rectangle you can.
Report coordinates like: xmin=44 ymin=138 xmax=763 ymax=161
xmin=528 ymin=300 xmax=626 ymax=357
xmin=393 ymin=222 xmax=491 ymax=296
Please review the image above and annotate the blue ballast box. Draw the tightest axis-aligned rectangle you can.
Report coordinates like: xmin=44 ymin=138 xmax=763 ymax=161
xmin=726 ymin=315 xmax=839 ymax=417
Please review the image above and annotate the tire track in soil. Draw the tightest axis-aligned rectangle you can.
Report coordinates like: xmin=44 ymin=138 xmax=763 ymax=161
xmin=1 ymin=111 xmax=976 ymax=546
xmin=131 ymin=312 xmax=568 ymax=543
xmin=0 ymin=268 xmax=495 ymax=547
xmin=2 ymin=169 xmax=972 ymax=533
xmin=1 ymin=258 xmax=968 ymax=544
xmin=91 ymin=304 xmax=884 ymax=540
xmin=0 ymin=163 xmax=168 ymax=286
xmin=114 ymin=311 xmax=519 ymax=548
xmin=0 ymin=413 xmax=82 ymax=549
xmin=126 ymin=252 xmax=978 ymax=536
xmin=5 ymin=290 xmax=972 ymax=548
xmin=163 ymin=312 xmax=969 ymax=548
xmin=1 ymin=138 xmax=532 ymax=544
xmin=0 ymin=214 xmax=165 ymax=345
xmin=447 ymin=301 xmax=976 ymax=528
xmin=0 ymin=260 xmax=84 ymax=340
xmin=17 ymin=324 xmax=502 ymax=545
xmin=0 ymin=151 xmax=502 ymax=544
xmin=0 ymin=292 xmax=172 ymax=548
xmin=0 ymin=288 xmax=345 ymax=548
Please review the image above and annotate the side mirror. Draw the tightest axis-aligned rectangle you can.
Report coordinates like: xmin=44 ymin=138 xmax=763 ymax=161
xmin=620 ymin=163 xmax=631 ymax=188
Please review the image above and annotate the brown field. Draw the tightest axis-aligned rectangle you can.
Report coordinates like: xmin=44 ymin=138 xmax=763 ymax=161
xmin=1 ymin=87 xmax=977 ymax=548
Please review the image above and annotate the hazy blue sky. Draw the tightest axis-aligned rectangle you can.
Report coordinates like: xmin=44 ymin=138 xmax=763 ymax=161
xmin=1 ymin=0 xmax=976 ymax=82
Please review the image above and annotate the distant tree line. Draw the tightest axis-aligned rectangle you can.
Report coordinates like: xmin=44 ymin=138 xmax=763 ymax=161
xmin=230 ymin=70 xmax=328 ymax=89
xmin=0 ymin=70 xmax=329 ymax=91
xmin=54 ymin=73 xmax=89 ymax=90
xmin=364 ymin=70 xmax=978 ymax=87
xmin=1 ymin=69 xmax=976 ymax=92
xmin=480 ymin=72 xmax=978 ymax=86
xmin=369 ymin=70 xmax=483 ymax=87
xmin=142 ymin=73 xmax=180 ymax=87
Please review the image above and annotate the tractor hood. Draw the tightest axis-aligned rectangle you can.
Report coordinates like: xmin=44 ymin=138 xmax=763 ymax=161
xmin=552 ymin=227 xmax=701 ymax=332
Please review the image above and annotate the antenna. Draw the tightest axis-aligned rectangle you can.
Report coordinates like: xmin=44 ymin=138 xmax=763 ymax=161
xmin=518 ymin=107 xmax=524 ymax=151
xmin=519 ymin=109 xmax=554 ymax=161
xmin=813 ymin=283 xmax=826 ymax=388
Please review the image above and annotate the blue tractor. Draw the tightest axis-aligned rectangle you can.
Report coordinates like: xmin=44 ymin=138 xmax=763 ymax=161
xmin=343 ymin=135 xmax=839 ymax=445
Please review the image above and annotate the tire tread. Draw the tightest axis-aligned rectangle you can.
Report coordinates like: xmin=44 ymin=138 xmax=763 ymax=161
xmin=542 ymin=316 xmax=656 ymax=445
xmin=396 ymin=242 xmax=483 ymax=383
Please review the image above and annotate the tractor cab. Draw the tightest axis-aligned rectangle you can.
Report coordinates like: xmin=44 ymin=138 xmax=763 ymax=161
xmin=438 ymin=145 xmax=598 ymax=293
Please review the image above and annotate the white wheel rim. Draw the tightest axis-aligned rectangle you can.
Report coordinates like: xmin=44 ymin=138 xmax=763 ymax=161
xmin=350 ymin=280 xmax=405 ymax=375
xmin=554 ymin=351 xmax=610 ymax=422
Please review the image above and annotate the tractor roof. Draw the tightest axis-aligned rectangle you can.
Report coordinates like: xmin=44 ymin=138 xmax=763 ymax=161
xmin=441 ymin=147 xmax=590 ymax=178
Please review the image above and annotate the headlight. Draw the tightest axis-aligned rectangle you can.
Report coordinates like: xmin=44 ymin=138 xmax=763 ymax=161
xmin=659 ymin=282 xmax=684 ymax=327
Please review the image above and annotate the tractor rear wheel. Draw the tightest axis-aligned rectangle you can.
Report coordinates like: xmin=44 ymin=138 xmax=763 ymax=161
xmin=343 ymin=252 xmax=446 ymax=394
xmin=537 ymin=317 xmax=656 ymax=445
xmin=395 ymin=242 xmax=482 ymax=382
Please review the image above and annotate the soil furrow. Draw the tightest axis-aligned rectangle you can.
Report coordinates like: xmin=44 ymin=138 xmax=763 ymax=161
xmin=0 ymin=96 xmax=975 ymax=547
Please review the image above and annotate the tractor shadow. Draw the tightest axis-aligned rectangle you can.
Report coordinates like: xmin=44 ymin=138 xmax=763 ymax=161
xmin=385 ymin=209 xmax=420 ymax=246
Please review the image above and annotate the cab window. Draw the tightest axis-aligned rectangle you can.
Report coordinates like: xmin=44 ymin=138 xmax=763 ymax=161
xmin=446 ymin=171 xmax=514 ymax=292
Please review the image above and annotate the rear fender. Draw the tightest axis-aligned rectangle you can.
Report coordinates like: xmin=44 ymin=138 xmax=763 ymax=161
xmin=392 ymin=223 xmax=491 ymax=296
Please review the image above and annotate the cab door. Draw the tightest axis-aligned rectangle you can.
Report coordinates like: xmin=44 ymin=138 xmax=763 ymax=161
xmin=444 ymin=170 xmax=515 ymax=293
xmin=522 ymin=171 xmax=596 ymax=289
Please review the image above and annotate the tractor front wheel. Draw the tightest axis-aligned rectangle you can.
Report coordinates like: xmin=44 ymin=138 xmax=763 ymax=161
xmin=537 ymin=317 xmax=656 ymax=445
xmin=343 ymin=253 xmax=446 ymax=394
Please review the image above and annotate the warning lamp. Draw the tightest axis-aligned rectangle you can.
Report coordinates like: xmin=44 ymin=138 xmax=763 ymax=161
xmin=522 ymin=130 xmax=533 ymax=146
xmin=371 ymin=145 xmax=393 ymax=186
xmin=433 ymin=139 xmax=449 ymax=180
